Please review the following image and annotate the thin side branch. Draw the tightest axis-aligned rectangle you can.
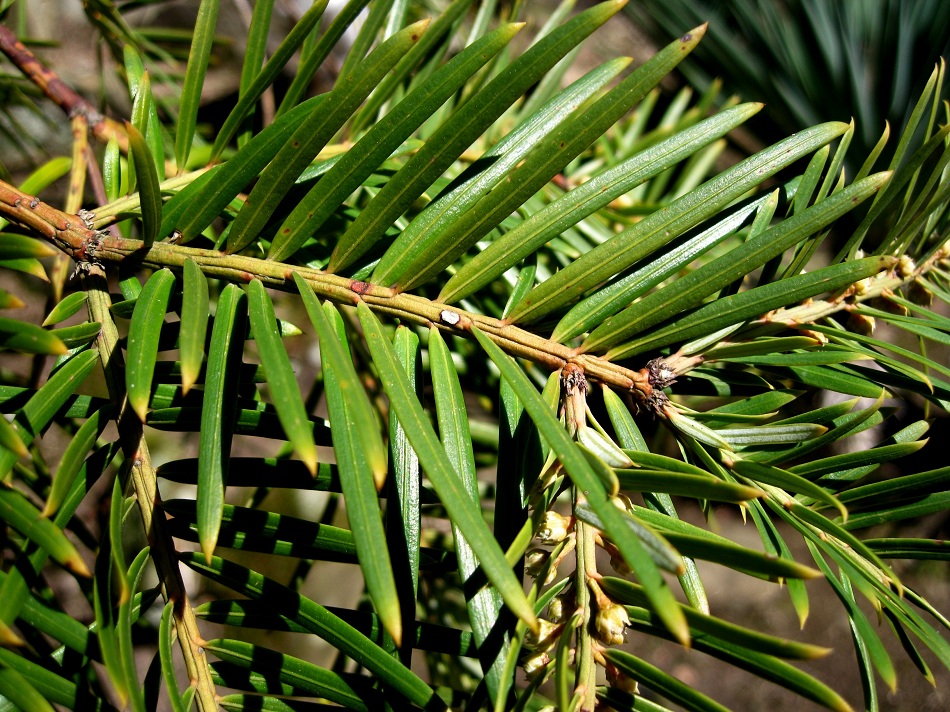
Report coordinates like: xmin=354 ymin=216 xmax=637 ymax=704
xmin=82 ymin=265 xmax=219 ymax=712
xmin=0 ymin=23 xmax=129 ymax=151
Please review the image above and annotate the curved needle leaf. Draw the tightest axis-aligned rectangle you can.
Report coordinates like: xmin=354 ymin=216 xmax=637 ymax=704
xmin=126 ymin=269 xmax=176 ymax=421
xmin=175 ymin=0 xmax=220 ymax=171
xmin=600 ymin=577 xmax=830 ymax=659
xmin=0 ymin=349 xmax=99 ymax=477
xmin=205 ymin=638 xmax=374 ymax=711
xmin=210 ymin=0 xmax=330 ymax=160
xmin=226 ymin=20 xmax=428 ymax=254
xmin=293 ymin=276 xmax=397 ymax=643
xmin=357 ymin=303 xmax=538 ymax=633
xmin=180 ymin=258 xmax=209 ymax=394
xmin=41 ymin=291 xmax=87 ymax=326
xmin=331 ymin=0 xmax=627 ymax=273
xmin=586 ymin=174 xmax=891 ymax=355
xmin=0 ymin=233 xmax=57 ymax=260
xmin=607 ymin=256 xmax=896 ymax=360
xmin=198 ymin=284 xmax=247 ymax=562
xmin=43 ymin=405 xmax=111 ymax=517
xmin=125 ymin=122 xmax=163 ymax=248
xmin=172 ymin=95 xmax=324 ymax=242
xmin=471 ymin=327 xmax=689 ymax=645
xmin=0 ymin=663 xmax=56 ymax=712
xmin=389 ymin=25 xmax=706 ymax=291
xmin=616 ymin=469 xmax=761 ymax=502
xmin=441 ymin=102 xmax=763 ymax=305
xmin=507 ymin=121 xmax=852 ymax=325
xmin=0 ymin=317 xmax=67 ymax=355
xmin=247 ymin=279 xmax=317 ymax=473
xmin=731 ymin=459 xmax=848 ymax=521
xmin=268 ymin=21 xmax=522 ymax=263
xmin=366 ymin=55 xmax=633 ymax=282
xmin=604 ymin=648 xmax=732 ymax=712
xmin=0 ymin=486 xmax=89 ymax=576
xmin=619 ymin=605 xmax=854 ymax=712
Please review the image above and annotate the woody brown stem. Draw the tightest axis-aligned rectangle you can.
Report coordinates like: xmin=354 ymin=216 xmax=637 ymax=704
xmin=0 ymin=179 xmax=657 ymax=402
xmin=0 ymin=23 xmax=129 ymax=151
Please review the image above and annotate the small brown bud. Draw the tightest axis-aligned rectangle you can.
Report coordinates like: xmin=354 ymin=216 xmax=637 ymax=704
xmin=522 ymin=651 xmax=551 ymax=680
xmin=609 ymin=555 xmax=633 ymax=576
xmin=606 ymin=663 xmax=639 ymax=693
xmin=847 ymin=312 xmax=875 ymax=336
xmin=907 ymin=280 xmax=933 ymax=306
xmin=524 ymin=619 xmax=561 ymax=652
xmin=525 ymin=548 xmax=551 ymax=579
xmin=535 ymin=511 xmax=571 ymax=544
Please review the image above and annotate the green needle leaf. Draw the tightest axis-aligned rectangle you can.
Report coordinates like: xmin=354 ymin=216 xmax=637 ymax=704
xmin=389 ymin=25 xmax=706 ymax=291
xmin=607 ymin=256 xmax=897 ymax=360
xmin=507 ymin=121 xmax=852 ymax=325
xmin=604 ymin=648 xmax=731 ymax=712
xmin=175 ymin=0 xmax=220 ymax=171
xmin=226 ymin=20 xmax=429 ymax=254
xmin=0 ymin=349 xmax=99 ymax=477
xmin=125 ymin=268 xmax=176 ymax=421
xmin=159 ymin=602 xmax=188 ymax=712
xmin=247 ymin=279 xmax=317 ymax=473
xmin=268 ymin=21 xmax=522 ymax=263
xmin=43 ymin=405 xmax=111 ymax=517
xmin=366 ymin=54 xmax=633 ymax=283
xmin=180 ymin=258 xmax=209 ymax=394
xmin=0 ymin=317 xmax=67 ymax=355
xmin=332 ymin=0 xmax=627 ymax=273
xmin=441 ymin=102 xmax=762 ymax=305
xmin=357 ymin=303 xmax=538 ymax=633
xmin=731 ymin=459 xmax=848 ymax=521
xmin=0 ymin=233 xmax=57 ymax=260
xmin=428 ymin=326 xmax=508 ymax=699
xmin=0 ymin=647 xmax=77 ymax=707
xmin=198 ymin=283 xmax=247 ymax=562
xmin=210 ymin=0 xmax=330 ymax=160
xmin=277 ymin=0 xmax=370 ymax=115
xmin=471 ymin=327 xmax=689 ymax=645
xmin=205 ymin=638 xmax=375 ymax=711
xmin=600 ymin=577 xmax=830 ymax=659
xmin=294 ymin=275 xmax=386 ymax=479
xmin=587 ymin=175 xmax=891 ymax=356
xmin=616 ymin=469 xmax=761 ymax=502
xmin=41 ymin=291 xmax=87 ymax=326
xmin=125 ymin=122 xmax=163 ymax=248
xmin=171 ymin=95 xmax=323 ymax=242
xmin=181 ymin=553 xmax=442 ymax=709
xmin=293 ymin=275 xmax=398 ymax=644
xmin=552 ymin=186 xmax=777 ymax=344
xmin=0 ymin=486 xmax=90 ymax=576
xmin=0 ymin=663 xmax=56 ymax=712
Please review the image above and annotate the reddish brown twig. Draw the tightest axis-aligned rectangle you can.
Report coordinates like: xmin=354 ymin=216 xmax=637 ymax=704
xmin=0 ymin=23 xmax=128 ymax=152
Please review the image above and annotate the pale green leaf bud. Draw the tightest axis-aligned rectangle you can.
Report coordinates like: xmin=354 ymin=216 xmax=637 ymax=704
xmin=536 ymin=511 xmax=571 ymax=544
xmin=595 ymin=601 xmax=630 ymax=645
